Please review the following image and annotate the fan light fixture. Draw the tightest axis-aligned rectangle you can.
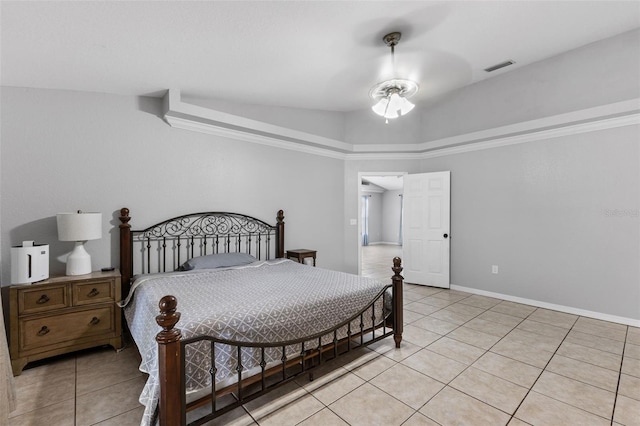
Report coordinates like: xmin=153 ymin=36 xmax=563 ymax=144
xmin=369 ymin=32 xmax=419 ymax=123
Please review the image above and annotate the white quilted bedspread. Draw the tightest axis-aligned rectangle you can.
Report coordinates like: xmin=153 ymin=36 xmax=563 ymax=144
xmin=122 ymin=259 xmax=390 ymax=425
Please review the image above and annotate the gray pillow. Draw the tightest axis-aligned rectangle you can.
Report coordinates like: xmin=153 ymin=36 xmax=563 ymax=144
xmin=179 ymin=252 xmax=257 ymax=271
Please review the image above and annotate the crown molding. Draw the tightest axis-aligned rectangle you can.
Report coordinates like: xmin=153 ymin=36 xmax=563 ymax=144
xmin=162 ymin=89 xmax=640 ymax=160
xmin=163 ymin=89 xmax=351 ymax=160
xmin=164 ymin=115 xmax=348 ymax=160
xmin=347 ymin=113 xmax=640 ymax=161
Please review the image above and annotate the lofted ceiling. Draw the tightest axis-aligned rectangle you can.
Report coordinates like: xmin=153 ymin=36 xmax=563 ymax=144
xmin=1 ymin=1 xmax=639 ymax=113
xmin=362 ymin=175 xmax=404 ymax=191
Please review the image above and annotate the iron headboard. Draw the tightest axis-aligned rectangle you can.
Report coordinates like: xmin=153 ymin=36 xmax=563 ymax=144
xmin=119 ymin=208 xmax=285 ymax=296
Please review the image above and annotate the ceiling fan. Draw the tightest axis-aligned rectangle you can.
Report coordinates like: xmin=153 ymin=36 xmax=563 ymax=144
xmin=369 ymin=32 xmax=419 ymax=123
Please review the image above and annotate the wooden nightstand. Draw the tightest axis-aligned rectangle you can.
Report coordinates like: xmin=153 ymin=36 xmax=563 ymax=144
xmin=9 ymin=270 xmax=123 ymax=375
xmin=286 ymin=249 xmax=317 ymax=266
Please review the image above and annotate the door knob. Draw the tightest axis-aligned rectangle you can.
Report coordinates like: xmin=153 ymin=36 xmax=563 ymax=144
xmin=443 ymin=233 xmax=448 ymax=239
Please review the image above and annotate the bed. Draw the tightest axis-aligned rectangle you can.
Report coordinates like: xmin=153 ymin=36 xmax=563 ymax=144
xmin=118 ymin=207 xmax=404 ymax=426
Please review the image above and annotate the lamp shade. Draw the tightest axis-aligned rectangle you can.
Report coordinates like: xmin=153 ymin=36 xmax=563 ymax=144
xmin=57 ymin=212 xmax=102 ymax=241
xmin=371 ymin=98 xmax=389 ymax=116
xmin=401 ymin=98 xmax=415 ymax=114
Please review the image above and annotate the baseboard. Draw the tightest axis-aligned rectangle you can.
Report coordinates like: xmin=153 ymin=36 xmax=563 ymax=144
xmin=450 ymin=284 xmax=640 ymax=327
xmin=367 ymin=242 xmax=402 ymax=246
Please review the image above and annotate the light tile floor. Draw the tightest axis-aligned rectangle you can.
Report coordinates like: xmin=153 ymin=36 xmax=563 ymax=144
xmin=7 ymin=245 xmax=640 ymax=425
xmin=361 ymin=244 xmax=403 ymax=282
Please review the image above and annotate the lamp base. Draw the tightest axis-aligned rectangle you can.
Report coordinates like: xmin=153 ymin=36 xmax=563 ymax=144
xmin=66 ymin=241 xmax=92 ymax=275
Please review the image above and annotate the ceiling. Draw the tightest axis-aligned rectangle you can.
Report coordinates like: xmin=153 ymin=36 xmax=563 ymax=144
xmin=362 ymin=176 xmax=404 ymax=191
xmin=2 ymin=1 xmax=639 ymax=113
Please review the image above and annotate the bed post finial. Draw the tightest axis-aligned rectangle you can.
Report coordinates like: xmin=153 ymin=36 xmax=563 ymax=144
xmin=156 ymin=295 xmax=183 ymax=426
xmin=276 ymin=209 xmax=285 ymax=258
xmin=392 ymin=257 xmax=404 ymax=348
xmin=156 ymin=295 xmax=181 ymax=343
xmin=119 ymin=208 xmax=130 ymax=226
xmin=392 ymin=257 xmax=402 ymax=274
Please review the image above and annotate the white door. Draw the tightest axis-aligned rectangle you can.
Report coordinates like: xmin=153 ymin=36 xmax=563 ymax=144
xmin=402 ymin=171 xmax=450 ymax=288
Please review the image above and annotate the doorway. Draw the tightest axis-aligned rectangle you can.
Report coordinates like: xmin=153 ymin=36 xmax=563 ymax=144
xmin=358 ymin=172 xmax=405 ymax=280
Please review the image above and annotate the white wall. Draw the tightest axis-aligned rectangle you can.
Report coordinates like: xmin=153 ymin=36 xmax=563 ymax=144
xmin=422 ymin=128 xmax=639 ymax=319
xmin=363 ymin=193 xmax=383 ymax=243
xmin=420 ymin=28 xmax=640 ymax=142
xmin=382 ymin=189 xmax=402 ymax=244
xmin=0 ymin=88 xmax=346 ymax=283
xmin=408 ymin=28 xmax=640 ymax=320
xmin=361 ymin=188 xmax=403 ymax=245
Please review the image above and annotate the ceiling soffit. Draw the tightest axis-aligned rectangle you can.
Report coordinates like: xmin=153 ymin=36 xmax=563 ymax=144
xmin=162 ymin=89 xmax=640 ymax=160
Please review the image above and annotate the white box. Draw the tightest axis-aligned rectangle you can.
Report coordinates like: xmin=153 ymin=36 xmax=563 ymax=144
xmin=11 ymin=241 xmax=49 ymax=284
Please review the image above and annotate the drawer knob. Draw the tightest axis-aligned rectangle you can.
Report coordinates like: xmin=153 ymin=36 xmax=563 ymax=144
xmin=88 ymin=288 xmax=100 ymax=297
xmin=37 ymin=326 xmax=50 ymax=336
xmin=36 ymin=294 xmax=50 ymax=304
xmin=89 ymin=317 xmax=100 ymax=325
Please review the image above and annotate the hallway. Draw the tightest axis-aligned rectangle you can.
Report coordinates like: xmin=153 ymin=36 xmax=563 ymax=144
xmin=361 ymin=244 xmax=402 ymax=282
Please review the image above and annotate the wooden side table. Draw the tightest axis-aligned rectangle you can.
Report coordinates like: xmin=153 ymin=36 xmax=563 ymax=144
xmin=286 ymin=249 xmax=317 ymax=266
xmin=9 ymin=270 xmax=122 ymax=375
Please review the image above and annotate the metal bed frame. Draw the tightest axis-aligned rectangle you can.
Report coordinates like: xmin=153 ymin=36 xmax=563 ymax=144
xmin=118 ymin=207 xmax=403 ymax=426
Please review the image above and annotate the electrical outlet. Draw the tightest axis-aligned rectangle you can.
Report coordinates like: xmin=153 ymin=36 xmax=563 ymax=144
xmin=349 ymin=219 xmax=357 ymax=226
xmin=491 ymin=265 xmax=499 ymax=274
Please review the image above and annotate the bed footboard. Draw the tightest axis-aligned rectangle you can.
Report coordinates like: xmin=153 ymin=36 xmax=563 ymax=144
xmin=155 ymin=257 xmax=404 ymax=426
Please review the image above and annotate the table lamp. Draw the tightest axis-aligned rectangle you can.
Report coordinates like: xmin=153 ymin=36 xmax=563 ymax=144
xmin=57 ymin=211 xmax=102 ymax=275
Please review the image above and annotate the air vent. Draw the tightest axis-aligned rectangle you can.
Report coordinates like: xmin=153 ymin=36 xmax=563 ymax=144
xmin=484 ymin=60 xmax=515 ymax=73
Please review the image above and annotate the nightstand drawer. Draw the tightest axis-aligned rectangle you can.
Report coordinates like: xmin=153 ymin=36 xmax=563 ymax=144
xmin=73 ymin=280 xmax=115 ymax=306
xmin=19 ymin=285 xmax=68 ymax=314
xmin=20 ymin=306 xmax=114 ymax=352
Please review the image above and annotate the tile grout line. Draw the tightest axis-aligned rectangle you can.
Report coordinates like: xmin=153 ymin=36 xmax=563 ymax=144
xmin=318 ymin=380 xmax=367 ymax=426
xmin=433 ymin=302 xmax=535 ymax=423
xmin=504 ymin=313 xmax=575 ymax=423
xmin=74 ymin=354 xmax=78 ymax=426
xmin=609 ymin=326 xmax=629 ymax=425
xmin=399 ymin=296 xmax=529 ymax=424
xmin=508 ymin=316 xmax=625 ymax=423
xmin=439 ymin=304 xmax=625 ymax=422
xmin=412 ymin=304 xmax=611 ymax=423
